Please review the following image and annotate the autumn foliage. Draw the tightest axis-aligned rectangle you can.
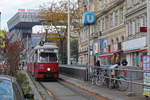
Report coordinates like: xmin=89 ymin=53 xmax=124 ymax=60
xmin=0 ymin=32 xmax=25 ymax=76
xmin=39 ymin=0 xmax=81 ymax=64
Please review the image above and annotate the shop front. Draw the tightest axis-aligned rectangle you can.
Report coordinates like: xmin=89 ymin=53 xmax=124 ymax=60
xmin=98 ymin=38 xmax=110 ymax=65
xmin=92 ymin=40 xmax=100 ymax=65
xmin=99 ymin=42 xmax=122 ymax=65
xmin=122 ymin=37 xmax=147 ymax=67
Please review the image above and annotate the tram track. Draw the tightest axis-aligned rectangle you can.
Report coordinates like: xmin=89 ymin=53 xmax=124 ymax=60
xmin=39 ymin=81 xmax=58 ymax=100
xmin=28 ymin=70 xmax=108 ymax=100
xmin=39 ymin=78 xmax=108 ymax=100
xmin=39 ymin=79 xmax=88 ymax=100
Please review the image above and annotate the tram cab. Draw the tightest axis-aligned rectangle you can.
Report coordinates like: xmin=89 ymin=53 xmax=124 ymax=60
xmin=29 ymin=42 xmax=59 ymax=79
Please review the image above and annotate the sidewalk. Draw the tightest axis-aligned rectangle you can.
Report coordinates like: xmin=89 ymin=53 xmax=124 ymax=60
xmin=60 ymin=74 xmax=146 ymax=100
xmin=21 ymin=70 xmax=42 ymax=100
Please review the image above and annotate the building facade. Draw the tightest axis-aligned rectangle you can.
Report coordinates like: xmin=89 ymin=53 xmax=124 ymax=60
xmin=95 ymin=0 xmax=126 ymax=65
xmin=78 ymin=0 xmax=148 ymax=67
xmin=123 ymin=0 xmax=147 ymax=67
xmin=78 ymin=0 xmax=127 ymax=65
xmin=78 ymin=0 xmax=96 ymax=65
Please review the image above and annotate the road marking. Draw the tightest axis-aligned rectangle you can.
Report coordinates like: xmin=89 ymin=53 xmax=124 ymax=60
xmin=64 ymin=80 xmax=108 ymax=100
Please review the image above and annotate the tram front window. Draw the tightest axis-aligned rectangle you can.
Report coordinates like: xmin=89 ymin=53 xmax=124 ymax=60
xmin=40 ymin=53 xmax=57 ymax=62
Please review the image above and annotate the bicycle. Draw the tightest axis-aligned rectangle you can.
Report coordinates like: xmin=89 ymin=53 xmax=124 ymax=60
xmin=109 ymin=67 xmax=129 ymax=91
xmin=95 ymin=68 xmax=105 ymax=86
xmin=91 ymin=67 xmax=104 ymax=86
xmin=101 ymin=69 xmax=110 ymax=88
xmin=118 ymin=68 xmax=129 ymax=91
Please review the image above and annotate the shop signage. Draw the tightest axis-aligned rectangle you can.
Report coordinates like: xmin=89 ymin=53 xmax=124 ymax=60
xmin=143 ymin=56 xmax=150 ymax=96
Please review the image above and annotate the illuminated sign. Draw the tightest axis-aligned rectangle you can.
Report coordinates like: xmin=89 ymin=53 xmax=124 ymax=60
xmin=18 ymin=9 xmax=39 ymax=12
xmin=82 ymin=12 xmax=96 ymax=25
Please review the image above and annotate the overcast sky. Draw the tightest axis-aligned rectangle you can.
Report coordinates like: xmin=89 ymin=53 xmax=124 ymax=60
xmin=0 ymin=0 xmax=50 ymax=30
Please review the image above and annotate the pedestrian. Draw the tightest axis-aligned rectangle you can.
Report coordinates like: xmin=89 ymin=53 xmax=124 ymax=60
xmin=121 ymin=59 xmax=128 ymax=66
xmin=85 ymin=61 xmax=88 ymax=65
xmin=96 ymin=60 xmax=100 ymax=67
xmin=115 ymin=53 xmax=120 ymax=66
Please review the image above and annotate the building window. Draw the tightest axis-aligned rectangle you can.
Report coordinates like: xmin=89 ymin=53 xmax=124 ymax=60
xmin=105 ymin=16 xmax=109 ymax=29
xmin=120 ymin=7 xmax=124 ymax=23
xmin=132 ymin=21 xmax=136 ymax=35
xmin=129 ymin=21 xmax=132 ymax=35
xmin=134 ymin=0 xmax=139 ymax=5
xmin=116 ymin=37 xmax=119 ymax=43
xmin=126 ymin=23 xmax=129 ymax=36
xmin=115 ymin=10 xmax=119 ymax=26
xmin=136 ymin=17 xmax=140 ymax=33
xmin=144 ymin=14 xmax=147 ymax=26
xmin=121 ymin=36 xmax=124 ymax=42
xmin=127 ymin=0 xmax=133 ymax=8
xmin=111 ymin=39 xmax=114 ymax=44
xmin=110 ymin=13 xmax=113 ymax=28
xmin=102 ymin=18 xmax=104 ymax=31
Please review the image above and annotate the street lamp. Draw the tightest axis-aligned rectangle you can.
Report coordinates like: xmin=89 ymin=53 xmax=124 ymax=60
xmin=67 ymin=0 xmax=71 ymax=65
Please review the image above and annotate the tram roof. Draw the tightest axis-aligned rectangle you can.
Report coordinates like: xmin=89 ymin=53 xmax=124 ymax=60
xmin=34 ymin=42 xmax=58 ymax=50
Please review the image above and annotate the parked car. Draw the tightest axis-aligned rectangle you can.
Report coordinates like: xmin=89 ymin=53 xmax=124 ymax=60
xmin=0 ymin=75 xmax=34 ymax=100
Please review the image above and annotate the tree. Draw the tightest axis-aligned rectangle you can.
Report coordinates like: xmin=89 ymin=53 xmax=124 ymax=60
xmin=0 ymin=32 xmax=25 ymax=76
xmin=39 ymin=0 xmax=82 ymax=64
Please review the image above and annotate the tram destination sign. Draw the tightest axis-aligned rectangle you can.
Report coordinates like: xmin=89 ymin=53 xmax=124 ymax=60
xmin=44 ymin=49 xmax=54 ymax=52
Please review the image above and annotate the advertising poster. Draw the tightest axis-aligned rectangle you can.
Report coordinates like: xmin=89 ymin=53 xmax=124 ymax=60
xmin=143 ymin=56 xmax=150 ymax=96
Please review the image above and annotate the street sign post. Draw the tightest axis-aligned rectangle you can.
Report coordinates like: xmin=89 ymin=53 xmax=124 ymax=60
xmin=82 ymin=12 xmax=96 ymax=66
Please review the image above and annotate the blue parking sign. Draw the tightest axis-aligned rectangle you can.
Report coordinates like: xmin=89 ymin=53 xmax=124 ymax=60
xmin=82 ymin=12 xmax=96 ymax=25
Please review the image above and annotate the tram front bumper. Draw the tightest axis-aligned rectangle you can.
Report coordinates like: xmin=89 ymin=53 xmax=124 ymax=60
xmin=38 ymin=72 xmax=59 ymax=78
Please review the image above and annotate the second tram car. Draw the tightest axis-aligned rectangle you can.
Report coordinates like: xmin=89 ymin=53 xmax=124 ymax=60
xmin=27 ymin=42 xmax=59 ymax=80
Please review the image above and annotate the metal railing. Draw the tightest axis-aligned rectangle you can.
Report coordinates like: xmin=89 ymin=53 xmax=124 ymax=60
xmin=88 ymin=65 xmax=146 ymax=96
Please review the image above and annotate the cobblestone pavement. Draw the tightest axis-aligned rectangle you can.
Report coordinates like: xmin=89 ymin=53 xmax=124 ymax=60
xmin=60 ymin=74 xmax=146 ymax=100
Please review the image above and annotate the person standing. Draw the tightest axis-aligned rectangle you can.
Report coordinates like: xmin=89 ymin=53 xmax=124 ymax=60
xmin=96 ymin=60 xmax=100 ymax=67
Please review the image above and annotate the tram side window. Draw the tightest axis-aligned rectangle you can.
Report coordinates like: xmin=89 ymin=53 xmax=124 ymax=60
xmin=40 ymin=53 xmax=57 ymax=62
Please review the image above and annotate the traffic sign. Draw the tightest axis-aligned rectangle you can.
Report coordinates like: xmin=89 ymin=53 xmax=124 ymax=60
xmin=82 ymin=12 xmax=96 ymax=25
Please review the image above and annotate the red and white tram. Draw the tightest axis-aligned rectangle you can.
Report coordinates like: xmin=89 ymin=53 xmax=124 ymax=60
xmin=27 ymin=42 xmax=59 ymax=80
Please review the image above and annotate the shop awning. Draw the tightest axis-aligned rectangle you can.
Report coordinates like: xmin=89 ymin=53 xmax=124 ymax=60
xmin=124 ymin=48 xmax=147 ymax=54
xmin=99 ymin=52 xmax=114 ymax=58
xmin=99 ymin=50 xmax=121 ymax=58
xmin=123 ymin=49 xmax=141 ymax=54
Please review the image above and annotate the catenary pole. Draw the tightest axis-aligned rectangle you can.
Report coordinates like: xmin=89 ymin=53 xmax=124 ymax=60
xmin=88 ymin=25 xmax=90 ymax=66
xmin=147 ymin=0 xmax=150 ymax=55
xmin=67 ymin=0 xmax=70 ymax=64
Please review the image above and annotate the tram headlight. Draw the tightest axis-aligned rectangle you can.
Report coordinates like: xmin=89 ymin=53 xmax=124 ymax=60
xmin=47 ymin=68 xmax=51 ymax=71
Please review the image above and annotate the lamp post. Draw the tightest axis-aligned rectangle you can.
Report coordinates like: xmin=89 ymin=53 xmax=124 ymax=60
xmin=67 ymin=0 xmax=71 ymax=65
xmin=82 ymin=12 xmax=96 ymax=66
xmin=147 ymin=0 xmax=150 ymax=55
